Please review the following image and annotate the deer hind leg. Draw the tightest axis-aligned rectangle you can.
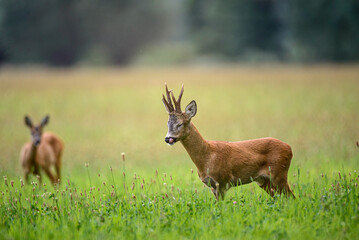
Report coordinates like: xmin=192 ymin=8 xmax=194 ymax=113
xmin=284 ymin=183 xmax=295 ymax=198
xmin=55 ymin=163 xmax=61 ymax=184
xmin=255 ymin=174 xmax=275 ymax=197
xmin=55 ymin=151 xmax=62 ymax=184
xmin=276 ymin=181 xmax=295 ymax=198
xmin=42 ymin=167 xmax=57 ymax=185
xmin=270 ymin=174 xmax=296 ymax=198
xmin=256 ymin=172 xmax=295 ymax=198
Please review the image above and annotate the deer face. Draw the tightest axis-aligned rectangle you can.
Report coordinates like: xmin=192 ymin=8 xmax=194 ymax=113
xmin=162 ymin=84 xmax=197 ymax=145
xmin=24 ymin=115 xmax=49 ymax=147
xmin=165 ymin=113 xmax=187 ymax=145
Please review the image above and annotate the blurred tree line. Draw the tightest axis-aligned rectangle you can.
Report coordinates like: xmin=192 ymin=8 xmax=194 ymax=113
xmin=0 ymin=0 xmax=358 ymax=66
xmin=0 ymin=0 xmax=169 ymax=66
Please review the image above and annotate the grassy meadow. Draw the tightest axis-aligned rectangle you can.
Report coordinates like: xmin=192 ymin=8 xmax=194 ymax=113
xmin=0 ymin=65 xmax=358 ymax=239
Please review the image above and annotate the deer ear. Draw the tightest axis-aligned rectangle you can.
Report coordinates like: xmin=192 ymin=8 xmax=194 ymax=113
xmin=24 ymin=115 xmax=33 ymax=128
xmin=40 ymin=115 xmax=50 ymax=127
xmin=185 ymin=100 xmax=197 ymax=119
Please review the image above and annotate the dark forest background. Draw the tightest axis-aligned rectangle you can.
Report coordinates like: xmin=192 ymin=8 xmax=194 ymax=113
xmin=0 ymin=0 xmax=358 ymax=66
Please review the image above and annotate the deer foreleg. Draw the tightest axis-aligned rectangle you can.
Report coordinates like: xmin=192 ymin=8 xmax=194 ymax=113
xmin=202 ymin=176 xmax=225 ymax=201
xmin=33 ymin=164 xmax=42 ymax=185
xmin=24 ymin=169 xmax=30 ymax=184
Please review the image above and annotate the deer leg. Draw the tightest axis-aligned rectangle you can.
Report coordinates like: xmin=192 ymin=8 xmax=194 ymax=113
xmin=23 ymin=163 xmax=33 ymax=184
xmin=219 ymin=189 xmax=226 ymax=200
xmin=33 ymin=165 xmax=42 ymax=185
xmin=262 ymin=173 xmax=295 ymax=198
xmin=210 ymin=187 xmax=226 ymax=201
xmin=203 ymin=176 xmax=225 ymax=201
xmin=256 ymin=175 xmax=275 ymax=197
xmin=202 ymin=176 xmax=216 ymax=188
xmin=42 ymin=167 xmax=56 ymax=185
xmin=272 ymin=178 xmax=296 ymax=198
xmin=211 ymin=188 xmax=219 ymax=201
xmin=55 ymin=164 xmax=61 ymax=184
xmin=284 ymin=183 xmax=295 ymax=198
xmin=24 ymin=169 xmax=30 ymax=184
xmin=55 ymin=154 xmax=62 ymax=184
xmin=260 ymin=181 xmax=275 ymax=197
xmin=203 ymin=176 xmax=218 ymax=200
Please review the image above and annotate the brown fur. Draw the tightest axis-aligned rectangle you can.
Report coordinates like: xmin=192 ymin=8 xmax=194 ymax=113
xmin=182 ymin=123 xmax=294 ymax=200
xmin=20 ymin=132 xmax=63 ymax=185
xmin=20 ymin=115 xmax=63 ymax=185
xmin=162 ymin=84 xmax=294 ymax=200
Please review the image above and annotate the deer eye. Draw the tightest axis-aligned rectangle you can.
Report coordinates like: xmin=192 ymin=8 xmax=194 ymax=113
xmin=176 ymin=124 xmax=183 ymax=129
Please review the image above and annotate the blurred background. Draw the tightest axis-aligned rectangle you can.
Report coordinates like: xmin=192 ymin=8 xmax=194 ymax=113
xmin=0 ymin=0 xmax=358 ymax=182
xmin=1 ymin=0 xmax=359 ymax=66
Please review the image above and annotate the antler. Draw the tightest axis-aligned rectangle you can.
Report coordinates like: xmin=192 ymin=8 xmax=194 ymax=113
xmin=171 ymin=84 xmax=184 ymax=112
xmin=163 ymin=83 xmax=184 ymax=113
xmin=163 ymin=83 xmax=174 ymax=112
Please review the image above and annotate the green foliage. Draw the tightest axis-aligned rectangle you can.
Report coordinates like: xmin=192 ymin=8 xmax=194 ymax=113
xmin=287 ymin=0 xmax=359 ymax=62
xmin=186 ymin=0 xmax=359 ymax=62
xmin=2 ymin=0 xmax=359 ymax=65
xmin=0 ymin=0 xmax=169 ymax=65
xmin=186 ymin=0 xmax=283 ymax=59
xmin=1 ymin=167 xmax=359 ymax=239
xmin=0 ymin=0 xmax=82 ymax=65
xmin=0 ymin=66 xmax=358 ymax=238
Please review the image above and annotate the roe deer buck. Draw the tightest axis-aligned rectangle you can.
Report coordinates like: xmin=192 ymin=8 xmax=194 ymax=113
xmin=20 ymin=115 xmax=63 ymax=185
xmin=162 ymin=84 xmax=294 ymax=200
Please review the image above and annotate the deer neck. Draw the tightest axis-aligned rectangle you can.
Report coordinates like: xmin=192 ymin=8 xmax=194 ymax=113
xmin=180 ymin=122 xmax=210 ymax=172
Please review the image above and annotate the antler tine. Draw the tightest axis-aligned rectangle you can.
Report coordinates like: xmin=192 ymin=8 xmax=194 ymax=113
xmin=165 ymin=83 xmax=174 ymax=112
xmin=176 ymin=84 xmax=184 ymax=112
xmin=162 ymin=94 xmax=171 ymax=111
xmin=170 ymin=84 xmax=184 ymax=112
xmin=171 ymin=91 xmax=178 ymax=111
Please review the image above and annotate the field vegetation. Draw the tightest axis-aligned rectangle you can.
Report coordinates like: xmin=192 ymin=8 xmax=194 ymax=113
xmin=0 ymin=65 xmax=358 ymax=239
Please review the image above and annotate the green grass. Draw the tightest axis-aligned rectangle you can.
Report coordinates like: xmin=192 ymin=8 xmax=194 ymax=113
xmin=0 ymin=65 xmax=358 ymax=239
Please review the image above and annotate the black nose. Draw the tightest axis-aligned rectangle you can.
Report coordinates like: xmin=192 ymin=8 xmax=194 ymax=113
xmin=165 ymin=137 xmax=177 ymax=144
xmin=34 ymin=140 xmax=40 ymax=146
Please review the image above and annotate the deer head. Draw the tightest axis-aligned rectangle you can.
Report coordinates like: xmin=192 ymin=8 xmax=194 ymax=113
xmin=162 ymin=83 xmax=197 ymax=145
xmin=24 ymin=115 xmax=49 ymax=147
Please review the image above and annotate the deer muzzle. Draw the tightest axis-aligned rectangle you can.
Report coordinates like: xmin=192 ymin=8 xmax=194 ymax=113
xmin=165 ymin=137 xmax=177 ymax=145
xmin=33 ymin=139 xmax=41 ymax=147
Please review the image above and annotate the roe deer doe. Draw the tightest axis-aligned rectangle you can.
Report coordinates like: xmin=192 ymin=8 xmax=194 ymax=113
xmin=20 ymin=115 xmax=63 ymax=185
xmin=162 ymin=84 xmax=294 ymax=200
